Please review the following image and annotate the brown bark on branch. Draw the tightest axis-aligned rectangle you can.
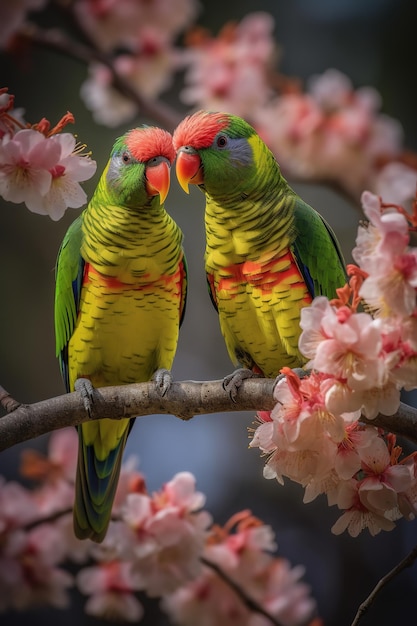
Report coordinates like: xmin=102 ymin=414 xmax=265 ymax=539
xmin=0 ymin=378 xmax=416 ymax=452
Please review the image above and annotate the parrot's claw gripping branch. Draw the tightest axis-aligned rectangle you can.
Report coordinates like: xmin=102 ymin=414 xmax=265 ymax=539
xmin=152 ymin=368 xmax=173 ymax=397
xmin=74 ymin=378 xmax=96 ymax=417
xmin=223 ymin=368 xmax=262 ymax=403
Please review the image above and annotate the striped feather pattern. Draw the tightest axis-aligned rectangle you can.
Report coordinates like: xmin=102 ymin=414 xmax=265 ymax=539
xmin=199 ymin=121 xmax=345 ymax=378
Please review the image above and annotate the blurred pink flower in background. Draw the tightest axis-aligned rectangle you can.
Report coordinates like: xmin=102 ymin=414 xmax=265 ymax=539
xmin=254 ymin=68 xmax=407 ymax=199
xmin=77 ymin=560 xmax=144 ymax=622
xmin=181 ymin=12 xmax=276 ymax=119
xmin=0 ymin=524 xmax=73 ymax=610
xmin=121 ymin=472 xmax=211 ymax=596
xmin=163 ymin=511 xmax=315 ymax=626
xmin=74 ymin=0 xmax=200 ymax=52
xmin=0 ymin=0 xmax=46 ymax=48
xmin=81 ymin=27 xmax=184 ymax=127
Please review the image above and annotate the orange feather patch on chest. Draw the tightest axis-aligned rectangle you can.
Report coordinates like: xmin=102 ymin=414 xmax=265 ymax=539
xmin=83 ymin=262 xmax=182 ymax=291
xmin=212 ymin=249 xmax=312 ymax=302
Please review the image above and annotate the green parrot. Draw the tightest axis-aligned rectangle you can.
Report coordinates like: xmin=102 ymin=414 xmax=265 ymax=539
xmin=55 ymin=126 xmax=187 ymax=542
xmin=173 ymin=110 xmax=345 ymax=395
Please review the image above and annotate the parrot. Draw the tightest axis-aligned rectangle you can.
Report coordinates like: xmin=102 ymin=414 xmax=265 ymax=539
xmin=173 ymin=110 xmax=346 ymax=396
xmin=54 ymin=126 xmax=187 ymax=542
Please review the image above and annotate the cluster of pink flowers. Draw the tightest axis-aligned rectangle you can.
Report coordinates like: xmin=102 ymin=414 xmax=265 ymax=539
xmin=181 ymin=12 xmax=276 ymax=120
xmin=254 ymin=68 xmax=416 ymax=202
xmin=180 ymin=14 xmax=417 ymax=202
xmin=163 ymin=511 xmax=316 ymax=626
xmin=251 ymin=190 xmax=417 ymax=536
xmin=3 ymin=2 xmax=417 ymax=202
xmin=76 ymin=0 xmax=200 ymax=126
xmin=0 ymin=429 xmax=316 ymax=624
xmin=0 ymin=89 xmax=97 ymax=220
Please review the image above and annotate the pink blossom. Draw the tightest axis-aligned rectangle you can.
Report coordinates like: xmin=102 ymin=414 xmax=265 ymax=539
xmin=353 ymin=195 xmax=417 ymax=316
xmin=0 ymin=129 xmax=60 ymax=204
xmin=331 ymin=480 xmax=396 ymax=537
xmin=55 ymin=513 xmax=92 ymax=564
xmin=20 ymin=427 xmax=78 ymax=484
xmin=272 ymin=370 xmax=349 ymax=447
xmin=0 ymin=0 xmax=47 ymax=47
xmin=334 ymin=423 xmax=380 ymax=481
xmin=255 ymin=68 xmax=403 ymax=198
xmin=0 ymin=477 xmax=39 ymax=531
xmin=353 ymin=191 xmax=410 ymax=274
xmin=358 ymin=438 xmax=414 ymax=517
xmin=181 ymin=12 xmax=275 ymax=118
xmin=250 ymin=371 xmax=356 ymax=490
xmin=28 ymin=133 xmax=97 ymax=220
xmin=18 ymin=428 xmax=78 ymax=518
xmin=374 ymin=162 xmax=417 ymax=206
xmin=163 ymin=513 xmax=315 ymax=626
xmin=33 ymin=480 xmax=75 ymax=518
xmin=0 ymin=129 xmax=96 ymax=219
xmin=121 ymin=472 xmax=211 ymax=596
xmin=356 ymin=380 xmax=401 ymax=419
xmin=81 ymin=31 xmax=181 ymax=127
xmin=74 ymin=0 xmax=199 ymax=52
xmin=330 ymin=435 xmax=417 ymax=537
xmin=0 ymin=91 xmax=25 ymax=137
xmin=77 ymin=561 xmax=143 ymax=622
xmin=113 ymin=456 xmax=147 ymax=513
xmin=300 ymin=298 xmax=386 ymax=391
xmin=80 ymin=63 xmax=139 ymax=127
xmin=0 ymin=524 xmax=73 ymax=610
xmin=360 ymin=250 xmax=417 ymax=318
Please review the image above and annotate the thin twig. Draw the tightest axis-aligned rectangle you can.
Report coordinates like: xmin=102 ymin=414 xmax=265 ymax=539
xmin=201 ymin=556 xmax=285 ymax=626
xmin=24 ymin=507 xmax=73 ymax=531
xmin=351 ymin=542 xmax=417 ymax=626
xmin=0 ymin=384 xmax=21 ymax=413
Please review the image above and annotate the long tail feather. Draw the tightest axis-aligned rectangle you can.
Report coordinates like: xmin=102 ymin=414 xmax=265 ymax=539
xmin=73 ymin=425 xmax=129 ymax=543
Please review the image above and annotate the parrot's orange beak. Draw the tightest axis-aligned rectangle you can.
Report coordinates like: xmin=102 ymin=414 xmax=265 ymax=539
xmin=145 ymin=159 xmax=171 ymax=204
xmin=175 ymin=148 xmax=204 ymax=194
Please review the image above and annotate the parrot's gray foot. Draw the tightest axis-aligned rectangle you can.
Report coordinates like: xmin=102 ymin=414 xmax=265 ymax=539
xmin=273 ymin=367 xmax=311 ymax=391
xmin=153 ymin=368 xmax=173 ymax=397
xmin=74 ymin=377 xmax=95 ymax=417
xmin=223 ymin=368 xmax=261 ymax=403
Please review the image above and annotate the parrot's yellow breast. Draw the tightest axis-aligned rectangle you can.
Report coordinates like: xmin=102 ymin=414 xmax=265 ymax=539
xmin=68 ymin=264 xmax=182 ymax=391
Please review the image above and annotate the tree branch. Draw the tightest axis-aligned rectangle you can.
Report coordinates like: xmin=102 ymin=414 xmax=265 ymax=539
xmin=0 ymin=378 xmax=416 ymax=452
xmin=350 ymin=542 xmax=417 ymax=626
xmin=201 ymin=556 xmax=286 ymax=626
xmin=19 ymin=22 xmax=182 ymax=132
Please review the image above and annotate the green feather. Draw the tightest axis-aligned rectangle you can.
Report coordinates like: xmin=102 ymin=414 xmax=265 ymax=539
xmin=54 ymin=215 xmax=84 ymax=392
xmin=292 ymin=195 xmax=347 ymax=299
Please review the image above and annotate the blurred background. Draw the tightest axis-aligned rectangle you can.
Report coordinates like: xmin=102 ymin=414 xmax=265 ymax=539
xmin=1 ymin=0 xmax=417 ymax=624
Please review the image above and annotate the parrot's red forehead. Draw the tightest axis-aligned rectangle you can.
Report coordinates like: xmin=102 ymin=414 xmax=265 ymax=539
xmin=173 ymin=111 xmax=229 ymax=150
xmin=125 ymin=127 xmax=175 ymax=164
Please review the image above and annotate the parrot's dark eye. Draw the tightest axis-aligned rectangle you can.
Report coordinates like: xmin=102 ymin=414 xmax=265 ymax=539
xmin=122 ymin=151 xmax=132 ymax=164
xmin=216 ymin=134 xmax=228 ymax=148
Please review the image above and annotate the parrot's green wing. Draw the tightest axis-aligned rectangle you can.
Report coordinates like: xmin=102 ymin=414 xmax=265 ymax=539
xmin=292 ymin=196 xmax=347 ymax=300
xmin=179 ymin=251 xmax=188 ymax=327
xmin=54 ymin=215 xmax=84 ymax=393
